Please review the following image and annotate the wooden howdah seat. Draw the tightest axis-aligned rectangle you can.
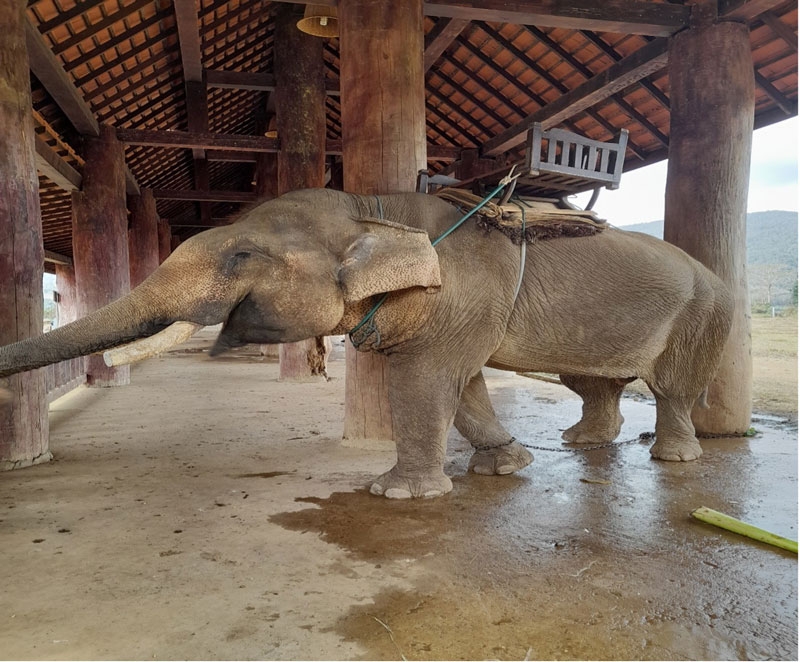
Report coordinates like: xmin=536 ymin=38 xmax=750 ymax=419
xmin=419 ymin=123 xmax=629 ymax=211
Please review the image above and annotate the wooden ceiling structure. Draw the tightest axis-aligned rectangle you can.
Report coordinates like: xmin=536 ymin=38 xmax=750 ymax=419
xmin=25 ymin=0 xmax=798 ymax=260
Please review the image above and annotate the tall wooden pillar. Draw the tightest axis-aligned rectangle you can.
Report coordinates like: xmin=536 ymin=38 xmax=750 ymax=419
xmin=0 ymin=0 xmax=49 ymax=469
xmin=274 ymin=5 xmax=330 ymax=381
xmin=255 ymin=152 xmax=278 ymax=199
xmin=128 ymin=188 xmax=160 ymax=288
xmin=340 ymin=0 xmax=427 ymax=442
xmin=664 ymin=17 xmax=754 ymax=434
xmin=54 ymin=264 xmax=79 ymax=326
xmin=157 ymin=219 xmax=172 ymax=264
xmin=255 ymin=151 xmax=279 ymax=358
xmin=71 ymin=124 xmax=131 ymax=387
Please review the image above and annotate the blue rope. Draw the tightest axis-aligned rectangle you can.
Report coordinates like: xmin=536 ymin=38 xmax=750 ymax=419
xmin=348 ymin=179 xmax=511 ymax=348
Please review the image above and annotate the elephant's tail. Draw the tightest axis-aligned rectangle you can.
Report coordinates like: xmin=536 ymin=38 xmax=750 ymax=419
xmin=695 ymin=387 xmax=710 ymax=409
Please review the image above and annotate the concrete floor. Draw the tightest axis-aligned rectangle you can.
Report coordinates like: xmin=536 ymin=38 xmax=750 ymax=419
xmin=0 ymin=330 xmax=797 ymax=660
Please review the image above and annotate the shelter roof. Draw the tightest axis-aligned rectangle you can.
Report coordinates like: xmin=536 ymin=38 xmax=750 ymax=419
xmin=25 ymin=0 xmax=798 ymax=258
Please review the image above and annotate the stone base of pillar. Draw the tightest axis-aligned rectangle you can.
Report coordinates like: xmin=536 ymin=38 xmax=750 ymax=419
xmin=86 ymin=357 xmax=130 ymax=388
xmin=1 ymin=450 xmax=53 ymax=472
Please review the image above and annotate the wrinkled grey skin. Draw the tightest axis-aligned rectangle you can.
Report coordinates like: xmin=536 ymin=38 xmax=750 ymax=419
xmin=0 ymin=189 xmax=733 ymax=498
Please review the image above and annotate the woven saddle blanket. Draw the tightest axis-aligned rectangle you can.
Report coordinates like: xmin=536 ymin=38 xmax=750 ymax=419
xmin=435 ymin=188 xmax=606 ymax=245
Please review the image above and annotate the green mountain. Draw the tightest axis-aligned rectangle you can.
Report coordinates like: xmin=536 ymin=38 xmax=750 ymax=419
xmin=621 ymin=210 xmax=798 ymax=268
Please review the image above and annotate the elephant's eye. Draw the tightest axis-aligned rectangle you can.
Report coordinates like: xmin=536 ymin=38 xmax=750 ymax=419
xmin=226 ymin=250 xmax=254 ymax=271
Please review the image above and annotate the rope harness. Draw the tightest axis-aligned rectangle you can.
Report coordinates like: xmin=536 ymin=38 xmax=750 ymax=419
xmin=348 ymin=173 xmax=519 ymax=348
xmin=347 ymin=171 xmax=605 ymax=349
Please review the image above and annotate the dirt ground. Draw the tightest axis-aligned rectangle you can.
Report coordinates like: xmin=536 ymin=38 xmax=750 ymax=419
xmin=0 ymin=329 xmax=797 ymax=660
xmin=750 ymin=314 xmax=798 ymax=417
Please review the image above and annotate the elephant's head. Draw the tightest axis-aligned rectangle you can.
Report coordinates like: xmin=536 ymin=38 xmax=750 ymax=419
xmin=0 ymin=189 xmax=441 ymax=379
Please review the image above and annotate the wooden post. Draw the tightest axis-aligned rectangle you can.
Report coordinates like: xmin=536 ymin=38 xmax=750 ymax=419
xmin=128 ymin=188 xmax=160 ymax=288
xmin=53 ymin=263 xmax=86 ymax=395
xmin=71 ymin=124 xmax=131 ymax=387
xmin=255 ymin=152 xmax=278 ymax=358
xmin=157 ymin=219 xmax=172 ymax=264
xmin=0 ymin=0 xmax=50 ymax=469
xmin=274 ymin=5 xmax=330 ymax=382
xmin=54 ymin=264 xmax=80 ymax=326
xmin=664 ymin=17 xmax=754 ymax=434
xmin=255 ymin=152 xmax=278 ymax=199
xmin=340 ymin=0 xmax=427 ymax=443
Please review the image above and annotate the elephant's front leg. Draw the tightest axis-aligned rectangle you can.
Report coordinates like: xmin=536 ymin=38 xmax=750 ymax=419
xmin=455 ymin=371 xmax=533 ymax=475
xmin=369 ymin=359 xmax=462 ymax=499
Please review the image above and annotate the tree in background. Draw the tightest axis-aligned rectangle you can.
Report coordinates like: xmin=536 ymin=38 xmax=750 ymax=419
xmin=749 ymin=263 xmax=797 ymax=311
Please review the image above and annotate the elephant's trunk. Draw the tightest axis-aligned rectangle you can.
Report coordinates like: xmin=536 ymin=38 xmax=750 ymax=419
xmin=0 ymin=251 xmax=234 ymax=379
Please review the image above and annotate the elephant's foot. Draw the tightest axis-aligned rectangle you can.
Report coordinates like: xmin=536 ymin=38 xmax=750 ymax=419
xmin=561 ymin=414 xmax=623 ymax=445
xmin=650 ymin=437 xmax=703 ymax=461
xmin=469 ymin=439 xmax=533 ymax=475
xmin=369 ymin=466 xmax=453 ymax=499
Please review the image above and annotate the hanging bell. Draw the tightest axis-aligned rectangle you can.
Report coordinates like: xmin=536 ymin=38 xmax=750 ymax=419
xmin=296 ymin=4 xmax=339 ymax=38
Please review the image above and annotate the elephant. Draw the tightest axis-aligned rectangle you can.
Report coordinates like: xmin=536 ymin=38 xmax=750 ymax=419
xmin=0 ymin=189 xmax=733 ymax=498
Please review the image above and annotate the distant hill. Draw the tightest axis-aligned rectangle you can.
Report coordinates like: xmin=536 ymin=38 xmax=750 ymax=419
xmin=621 ymin=210 xmax=798 ymax=269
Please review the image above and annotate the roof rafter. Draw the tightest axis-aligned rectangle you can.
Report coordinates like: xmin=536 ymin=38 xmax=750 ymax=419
xmin=205 ymin=69 xmax=341 ymax=96
xmin=423 ymin=0 xmax=690 ymax=36
xmin=481 ymin=37 xmax=668 ymax=156
xmin=51 ymin=0 xmax=156 ymax=56
xmin=25 ymin=16 xmax=139 ymax=194
xmin=273 ymin=0 xmax=690 ymax=36
xmin=479 ymin=23 xmax=668 ymax=148
xmin=35 ymin=134 xmax=82 ymax=191
xmin=424 ymin=17 xmax=470 ymax=73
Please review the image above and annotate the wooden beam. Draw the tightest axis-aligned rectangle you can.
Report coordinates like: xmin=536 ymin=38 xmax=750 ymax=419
xmin=25 ymin=17 xmax=140 ymax=195
xmin=44 ymin=250 xmax=73 ymax=266
xmin=117 ymin=129 xmax=461 ymax=160
xmin=25 ymin=17 xmax=99 ymax=136
xmin=207 ymin=150 xmax=258 ymax=162
xmin=422 ymin=0 xmax=690 ymax=36
xmin=424 ymin=17 xmax=470 ymax=73
xmin=173 ymin=0 xmax=204 ymax=81
xmin=205 ymin=69 xmax=341 ymax=96
xmin=481 ymin=38 xmax=669 ymax=156
xmin=754 ymin=69 xmax=798 ymax=116
xmin=276 ymin=0 xmax=690 ymax=34
xmin=718 ymin=0 xmax=788 ymax=22
xmin=117 ymin=128 xmax=280 ymax=152
xmin=34 ymin=134 xmax=82 ymax=191
xmin=760 ymin=11 xmax=798 ymax=51
xmin=168 ymin=217 xmax=234 ymax=228
xmin=480 ymin=22 xmax=668 ymax=149
xmin=206 ymin=69 xmax=276 ymax=90
xmin=173 ymin=0 xmax=212 ymax=223
xmin=152 ymin=189 xmax=257 ymax=203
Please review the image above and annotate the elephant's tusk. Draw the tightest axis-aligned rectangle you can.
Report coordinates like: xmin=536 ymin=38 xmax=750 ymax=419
xmin=102 ymin=322 xmax=203 ymax=367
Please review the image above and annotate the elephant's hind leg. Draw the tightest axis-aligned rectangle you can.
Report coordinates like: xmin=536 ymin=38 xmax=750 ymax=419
xmin=647 ymin=391 xmax=703 ymax=461
xmin=455 ymin=371 xmax=533 ymax=475
xmin=559 ymin=375 xmax=632 ymax=444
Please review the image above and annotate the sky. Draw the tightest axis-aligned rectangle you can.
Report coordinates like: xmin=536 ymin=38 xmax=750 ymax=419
xmin=572 ymin=116 xmax=799 ymax=226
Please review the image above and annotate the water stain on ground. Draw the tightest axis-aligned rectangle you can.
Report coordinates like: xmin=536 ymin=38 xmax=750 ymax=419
xmin=272 ymin=442 xmax=798 ymax=660
xmin=234 ymin=471 xmax=294 ymax=479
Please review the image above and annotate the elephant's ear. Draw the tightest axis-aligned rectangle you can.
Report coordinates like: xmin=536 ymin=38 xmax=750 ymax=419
xmin=338 ymin=217 xmax=441 ymax=303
